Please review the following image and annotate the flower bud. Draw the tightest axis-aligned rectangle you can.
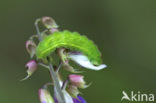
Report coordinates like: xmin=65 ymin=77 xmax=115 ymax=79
xmin=21 ymin=60 xmax=37 ymax=81
xmin=42 ymin=16 xmax=58 ymax=29
xmin=67 ymin=85 xmax=79 ymax=98
xmin=62 ymin=63 xmax=78 ymax=73
xmin=26 ymin=40 xmax=36 ymax=58
xmin=26 ymin=60 xmax=37 ymax=75
xmin=69 ymin=74 xmax=87 ymax=89
xmin=38 ymin=88 xmax=54 ymax=103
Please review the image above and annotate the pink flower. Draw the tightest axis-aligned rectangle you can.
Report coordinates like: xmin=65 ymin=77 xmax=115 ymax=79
xmin=21 ymin=60 xmax=37 ymax=81
xmin=69 ymin=74 xmax=86 ymax=88
xmin=26 ymin=60 xmax=37 ymax=74
xmin=38 ymin=88 xmax=54 ymax=103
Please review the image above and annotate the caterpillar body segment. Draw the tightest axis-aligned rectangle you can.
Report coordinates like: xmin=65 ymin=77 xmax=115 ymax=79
xmin=36 ymin=30 xmax=102 ymax=65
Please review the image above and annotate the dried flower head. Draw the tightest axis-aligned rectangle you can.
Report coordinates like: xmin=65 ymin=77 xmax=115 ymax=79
xmin=26 ymin=40 xmax=36 ymax=58
xmin=42 ymin=16 xmax=58 ymax=29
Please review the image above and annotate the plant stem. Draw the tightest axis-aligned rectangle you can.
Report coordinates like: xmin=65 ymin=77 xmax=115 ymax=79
xmin=61 ymin=80 xmax=69 ymax=90
xmin=35 ymin=19 xmax=42 ymax=41
xmin=48 ymin=57 xmax=65 ymax=103
xmin=56 ymin=61 xmax=62 ymax=73
xmin=35 ymin=19 xmax=65 ymax=103
xmin=43 ymin=82 xmax=53 ymax=89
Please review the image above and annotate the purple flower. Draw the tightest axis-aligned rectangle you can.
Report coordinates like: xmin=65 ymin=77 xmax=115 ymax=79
xmin=73 ymin=96 xmax=87 ymax=103
xmin=54 ymin=94 xmax=87 ymax=103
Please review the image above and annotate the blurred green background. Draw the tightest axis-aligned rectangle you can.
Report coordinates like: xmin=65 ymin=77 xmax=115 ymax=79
xmin=0 ymin=0 xmax=156 ymax=103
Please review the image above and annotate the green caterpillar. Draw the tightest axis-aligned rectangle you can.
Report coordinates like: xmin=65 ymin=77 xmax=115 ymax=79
xmin=36 ymin=30 xmax=102 ymax=65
